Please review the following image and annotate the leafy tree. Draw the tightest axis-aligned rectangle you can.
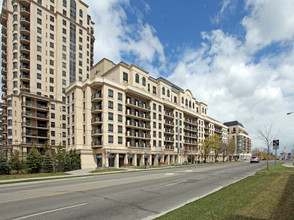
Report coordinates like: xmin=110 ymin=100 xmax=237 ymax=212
xmin=64 ymin=149 xmax=80 ymax=171
xmin=26 ymin=147 xmax=42 ymax=173
xmin=40 ymin=143 xmax=50 ymax=156
xmin=9 ymin=150 xmax=25 ymax=174
xmin=217 ymin=139 xmax=235 ymax=162
xmin=42 ymin=151 xmax=53 ymax=173
xmin=0 ymin=151 xmax=11 ymax=175
xmin=199 ymin=134 xmax=220 ymax=163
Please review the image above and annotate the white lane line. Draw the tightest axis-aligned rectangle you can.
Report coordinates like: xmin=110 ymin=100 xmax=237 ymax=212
xmin=13 ymin=203 xmax=87 ymax=220
xmin=184 ymin=170 xmax=193 ymax=172
xmin=165 ymin=173 xmax=175 ymax=176
xmin=166 ymin=183 xmax=177 ymax=187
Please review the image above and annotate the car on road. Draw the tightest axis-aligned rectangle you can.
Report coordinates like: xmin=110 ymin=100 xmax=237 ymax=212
xmin=250 ymin=156 xmax=260 ymax=163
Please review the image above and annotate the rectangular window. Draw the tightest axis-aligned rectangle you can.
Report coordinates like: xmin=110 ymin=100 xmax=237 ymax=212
xmin=108 ymin=89 xmax=113 ymax=98
xmin=118 ymin=136 xmax=122 ymax=144
xmin=108 ymin=124 xmax=113 ymax=132
xmin=118 ymin=104 xmax=122 ymax=112
xmin=108 ymin=112 xmax=113 ymax=121
xmin=118 ymin=92 xmax=122 ymax=101
xmin=118 ymin=114 xmax=122 ymax=122
xmin=123 ymin=72 xmax=128 ymax=82
xmin=118 ymin=125 xmax=122 ymax=133
xmin=108 ymin=101 xmax=113 ymax=109
xmin=108 ymin=135 xmax=113 ymax=144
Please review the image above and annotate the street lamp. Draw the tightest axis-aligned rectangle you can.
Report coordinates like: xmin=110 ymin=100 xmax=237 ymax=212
xmin=287 ymin=112 xmax=294 ymax=115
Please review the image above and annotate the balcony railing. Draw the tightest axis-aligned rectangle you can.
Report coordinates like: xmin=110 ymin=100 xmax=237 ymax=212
xmin=91 ymin=93 xmax=102 ymax=100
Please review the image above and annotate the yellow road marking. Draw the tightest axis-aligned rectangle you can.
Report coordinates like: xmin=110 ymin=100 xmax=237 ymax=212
xmin=0 ymin=172 xmax=167 ymax=196
xmin=0 ymin=174 xmax=178 ymax=204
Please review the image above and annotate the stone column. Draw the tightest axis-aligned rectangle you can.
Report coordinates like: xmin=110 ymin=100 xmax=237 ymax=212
xmin=133 ymin=154 xmax=137 ymax=166
xmin=115 ymin=153 xmax=119 ymax=168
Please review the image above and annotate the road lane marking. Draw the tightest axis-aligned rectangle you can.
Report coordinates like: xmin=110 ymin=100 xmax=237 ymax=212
xmin=165 ymin=173 xmax=174 ymax=176
xmin=0 ymin=174 xmax=179 ymax=204
xmin=13 ymin=203 xmax=87 ymax=219
xmin=184 ymin=170 xmax=193 ymax=172
xmin=0 ymin=172 xmax=168 ymax=196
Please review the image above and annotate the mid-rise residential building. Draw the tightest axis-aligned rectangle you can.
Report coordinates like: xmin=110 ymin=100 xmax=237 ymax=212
xmin=66 ymin=58 xmax=228 ymax=169
xmin=223 ymin=121 xmax=251 ymax=160
xmin=0 ymin=0 xmax=94 ymax=155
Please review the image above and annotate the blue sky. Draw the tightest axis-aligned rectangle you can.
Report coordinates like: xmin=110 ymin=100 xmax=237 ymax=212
xmin=0 ymin=0 xmax=293 ymax=154
xmin=83 ymin=0 xmax=294 ymax=154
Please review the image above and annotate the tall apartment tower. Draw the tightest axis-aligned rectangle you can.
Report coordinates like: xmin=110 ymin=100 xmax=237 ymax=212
xmin=0 ymin=0 xmax=95 ymax=155
xmin=223 ymin=121 xmax=252 ymax=160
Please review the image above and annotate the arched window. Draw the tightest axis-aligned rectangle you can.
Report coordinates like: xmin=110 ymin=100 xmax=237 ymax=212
xmin=185 ymin=99 xmax=188 ymax=106
xmin=182 ymin=97 xmax=184 ymax=104
xmin=167 ymin=89 xmax=170 ymax=97
xmin=135 ymin=73 xmax=139 ymax=83
xmin=142 ymin=77 xmax=146 ymax=86
xmin=193 ymin=103 xmax=195 ymax=109
xmin=189 ymin=101 xmax=191 ymax=108
xmin=162 ymin=87 xmax=165 ymax=95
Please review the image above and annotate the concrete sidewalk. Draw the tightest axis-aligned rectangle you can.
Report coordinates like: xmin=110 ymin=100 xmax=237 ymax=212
xmin=282 ymin=161 xmax=294 ymax=168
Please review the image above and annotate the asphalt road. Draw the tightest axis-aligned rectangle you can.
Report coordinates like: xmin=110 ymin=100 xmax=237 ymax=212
xmin=0 ymin=161 xmax=269 ymax=220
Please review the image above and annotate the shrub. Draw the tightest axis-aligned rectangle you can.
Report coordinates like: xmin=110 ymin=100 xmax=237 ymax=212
xmin=0 ymin=151 xmax=11 ymax=175
xmin=26 ymin=148 xmax=42 ymax=173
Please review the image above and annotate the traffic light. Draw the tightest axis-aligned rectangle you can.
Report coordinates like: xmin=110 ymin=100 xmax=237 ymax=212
xmin=284 ymin=147 xmax=286 ymax=150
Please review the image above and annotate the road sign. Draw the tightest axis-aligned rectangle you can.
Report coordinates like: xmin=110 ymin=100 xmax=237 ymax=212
xmin=273 ymin=140 xmax=279 ymax=150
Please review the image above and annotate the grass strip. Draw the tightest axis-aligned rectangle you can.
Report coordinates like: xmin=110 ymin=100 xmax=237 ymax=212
xmin=157 ymin=163 xmax=294 ymax=220
xmin=0 ymin=172 xmax=69 ymax=180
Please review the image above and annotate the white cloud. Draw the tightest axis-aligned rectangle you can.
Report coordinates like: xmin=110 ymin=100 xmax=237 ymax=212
xmin=84 ymin=0 xmax=165 ymax=76
xmin=242 ymin=0 xmax=294 ymax=51
xmin=83 ymin=0 xmax=294 ymax=151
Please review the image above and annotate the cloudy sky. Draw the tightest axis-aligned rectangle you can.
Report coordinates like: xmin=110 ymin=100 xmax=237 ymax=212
xmin=83 ymin=0 xmax=294 ymax=153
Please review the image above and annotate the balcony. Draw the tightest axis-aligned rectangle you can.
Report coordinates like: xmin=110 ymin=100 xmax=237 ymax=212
xmin=125 ymin=109 xmax=151 ymax=121
xmin=20 ymin=7 xmax=30 ymax=16
xmin=91 ymin=105 xmax=102 ymax=113
xmin=91 ymin=140 xmax=103 ymax=148
xmin=20 ymin=26 xmax=30 ymax=34
xmin=2 ymin=84 xmax=7 ymax=92
xmin=20 ymin=45 xmax=30 ymax=53
xmin=20 ymin=16 xmax=30 ymax=25
xmin=2 ymin=51 xmax=7 ymax=59
xmin=20 ymin=84 xmax=30 ymax=91
xmin=20 ymin=36 xmax=30 ymax=44
xmin=1 ymin=42 xmax=7 ymax=50
xmin=2 ymin=58 xmax=7 ymax=65
xmin=91 ymin=129 xmax=103 ymax=136
xmin=164 ymin=111 xmax=174 ymax=119
xmin=1 ymin=76 xmax=6 ymax=83
xmin=91 ymin=93 xmax=102 ymax=101
xmin=164 ymin=120 xmax=174 ymax=126
xmin=25 ymin=132 xmax=49 ymax=138
xmin=126 ymin=98 xmax=151 ymax=111
xmin=2 ymin=33 xmax=7 ymax=41
xmin=2 ymin=67 xmax=7 ymax=73
xmin=91 ymin=117 xmax=102 ymax=124
xmin=20 ymin=64 xmax=30 ymax=72
xmin=20 ymin=0 xmax=31 ymax=6
xmin=20 ymin=74 xmax=30 ymax=82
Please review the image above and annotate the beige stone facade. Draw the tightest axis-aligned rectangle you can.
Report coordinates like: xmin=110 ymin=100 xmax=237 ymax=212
xmin=66 ymin=59 xmax=228 ymax=169
xmin=0 ymin=0 xmax=94 ymax=155
xmin=224 ymin=121 xmax=251 ymax=159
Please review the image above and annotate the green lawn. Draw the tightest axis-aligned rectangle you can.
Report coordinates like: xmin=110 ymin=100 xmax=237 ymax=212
xmin=157 ymin=163 xmax=294 ymax=220
xmin=0 ymin=172 xmax=69 ymax=180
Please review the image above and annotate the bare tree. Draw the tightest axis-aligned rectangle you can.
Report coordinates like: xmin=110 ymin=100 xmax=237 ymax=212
xmin=256 ymin=124 xmax=280 ymax=170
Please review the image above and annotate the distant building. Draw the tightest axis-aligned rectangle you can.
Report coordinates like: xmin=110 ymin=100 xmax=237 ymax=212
xmin=223 ymin=121 xmax=252 ymax=160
